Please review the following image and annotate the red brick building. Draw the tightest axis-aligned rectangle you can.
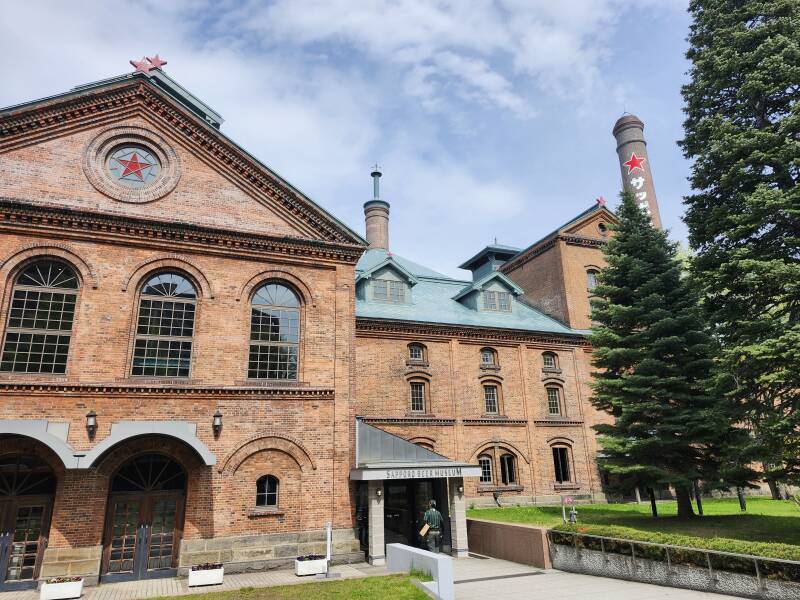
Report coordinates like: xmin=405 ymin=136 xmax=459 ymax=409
xmin=0 ymin=63 xmax=614 ymax=587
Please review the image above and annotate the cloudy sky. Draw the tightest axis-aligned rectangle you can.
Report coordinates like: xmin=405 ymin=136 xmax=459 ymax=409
xmin=0 ymin=1 xmax=691 ymax=277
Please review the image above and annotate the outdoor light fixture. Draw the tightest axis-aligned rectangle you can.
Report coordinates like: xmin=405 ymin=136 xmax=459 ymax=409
xmin=213 ymin=410 xmax=223 ymax=436
xmin=86 ymin=410 xmax=97 ymax=438
xmin=457 ymin=485 xmax=464 ymax=494
xmin=376 ymin=488 xmax=382 ymax=498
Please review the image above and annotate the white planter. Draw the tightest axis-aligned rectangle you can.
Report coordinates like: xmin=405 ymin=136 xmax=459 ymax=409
xmin=188 ymin=567 xmax=224 ymax=587
xmin=40 ymin=579 xmax=83 ymax=600
xmin=294 ymin=558 xmax=327 ymax=576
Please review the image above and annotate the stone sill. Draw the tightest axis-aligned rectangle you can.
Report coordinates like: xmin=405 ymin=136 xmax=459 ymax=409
xmin=480 ymin=365 xmax=501 ymax=371
xmin=405 ymin=360 xmax=430 ymax=368
xmin=542 ymin=368 xmax=562 ymax=375
xmin=554 ymin=484 xmax=581 ymax=491
xmin=247 ymin=508 xmax=285 ymax=518
xmin=478 ymin=485 xmax=524 ymax=493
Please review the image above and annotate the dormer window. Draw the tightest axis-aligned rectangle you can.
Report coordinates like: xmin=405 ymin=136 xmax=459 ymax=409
xmin=374 ymin=279 xmax=406 ymax=303
xmin=483 ymin=290 xmax=511 ymax=312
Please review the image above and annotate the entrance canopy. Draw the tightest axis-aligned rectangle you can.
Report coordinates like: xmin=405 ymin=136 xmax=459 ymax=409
xmin=350 ymin=419 xmax=481 ymax=481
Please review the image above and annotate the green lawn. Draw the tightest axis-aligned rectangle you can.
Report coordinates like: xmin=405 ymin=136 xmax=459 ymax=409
xmin=154 ymin=576 xmax=427 ymax=600
xmin=467 ymin=497 xmax=800 ymax=560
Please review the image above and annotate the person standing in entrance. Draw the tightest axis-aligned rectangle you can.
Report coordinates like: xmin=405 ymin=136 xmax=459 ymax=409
xmin=423 ymin=499 xmax=443 ymax=553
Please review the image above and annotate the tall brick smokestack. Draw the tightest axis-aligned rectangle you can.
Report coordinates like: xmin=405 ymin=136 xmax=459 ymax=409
xmin=613 ymin=114 xmax=663 ymax=229
xmin=364 ymin=166 xmax=389 ymax=250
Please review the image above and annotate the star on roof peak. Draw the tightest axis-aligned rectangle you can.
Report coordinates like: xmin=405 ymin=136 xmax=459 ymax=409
xmin=130 ymin=55 xmax=168 ymax=74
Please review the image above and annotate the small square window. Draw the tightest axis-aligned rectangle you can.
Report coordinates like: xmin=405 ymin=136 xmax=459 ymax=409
xmin=409 ymin=345 xmax=423 ymax=361
xmin=543 ymin=353 xmax=557 ymax=369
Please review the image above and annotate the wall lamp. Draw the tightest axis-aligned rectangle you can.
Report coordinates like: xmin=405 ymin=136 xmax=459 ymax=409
xmin=212 ymin=410 xmax=223 ymax=437
xmin=376 ymin=487 xmax=382 ymax=498
xmin=457 ymin=485 xmax=464 ymax=495
xmin=86 ymin=410 xmax=97 ymax=439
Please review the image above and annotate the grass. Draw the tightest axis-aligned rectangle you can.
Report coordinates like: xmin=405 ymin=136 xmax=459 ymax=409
xmin=152 ymin=575 xmax=427 ymax=600
xmin=467 ymin=497 xmax=800 ymax=561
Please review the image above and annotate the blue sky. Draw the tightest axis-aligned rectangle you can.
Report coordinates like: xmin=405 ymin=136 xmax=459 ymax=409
xmin=0 ymin=1 xmax=691 ymax=277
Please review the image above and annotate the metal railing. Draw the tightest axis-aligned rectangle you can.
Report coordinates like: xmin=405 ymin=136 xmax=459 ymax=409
xmin=547 ymin=530 xmax=800 ymax=591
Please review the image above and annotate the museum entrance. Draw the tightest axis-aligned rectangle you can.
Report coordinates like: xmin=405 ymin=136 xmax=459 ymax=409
xmin=101 ymin=453 xmax=186 ymax=582
xmin=383 ymin=479 xmax=450 ymax=552
xmin=0 ymin=455 xmax=55 ymax=591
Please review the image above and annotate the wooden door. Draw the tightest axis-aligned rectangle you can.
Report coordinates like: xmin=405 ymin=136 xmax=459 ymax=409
xmin=0 ymin=498 xmax=52 ymax=591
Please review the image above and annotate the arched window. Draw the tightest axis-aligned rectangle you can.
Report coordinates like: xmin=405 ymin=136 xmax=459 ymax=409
xmin=552 ymin=446 xmax=572 ymax=483
xmin=409 ymin=380 xmax=428 ymax=413
xmin=249 ymin=283 xmax=300 ymax=380
xmin=132 ymin=272 xmax=197 ymax=377
xmin=542 ymin=352 xmax=558 ymax=371
xmin=408 ymin=343 xmax=427 ymax=364
xmin=480 ymin=347 xmax=498 ymax=368
xmin=256 ymin=475 xmax=279 ymax=507
xmin=546 ymin=386 xmax=563 ymax=416
xmin=478 ymin=455 xmax=493 ymax=484
xmin=587 ymin=269 xmax=599 ymax=292
xmin=483 ymin=384 xmax=500 ymax=414
xmin=500 ymin=453 xmax=516 ymax=485
xmin=1 ymin=261 xmax=79 ymax=374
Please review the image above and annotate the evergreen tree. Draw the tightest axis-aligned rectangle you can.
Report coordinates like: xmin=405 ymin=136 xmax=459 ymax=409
xmin=590 ymin=193 xmax=747 ymax=518
xmin=680 ymin=0 xmax=800 ymax=487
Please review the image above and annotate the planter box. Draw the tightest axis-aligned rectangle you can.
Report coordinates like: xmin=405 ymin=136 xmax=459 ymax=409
xmin=294 ymin=558 xmax=327 ymax=576
xmin=188 ymin=567 xmax=224 ymax=587
xmin=40 ymin=579 xmax=83 ymax=600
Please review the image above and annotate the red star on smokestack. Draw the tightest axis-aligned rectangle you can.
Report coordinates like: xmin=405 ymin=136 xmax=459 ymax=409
xmin=623 ymin=152 xmax=646 ymax=174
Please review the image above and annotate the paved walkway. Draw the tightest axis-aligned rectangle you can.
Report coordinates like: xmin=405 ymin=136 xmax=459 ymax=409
xmin=454 ymin=555 xmax=744 ymax=599
xmin=3 ymin=557 xmax=746 ymax=599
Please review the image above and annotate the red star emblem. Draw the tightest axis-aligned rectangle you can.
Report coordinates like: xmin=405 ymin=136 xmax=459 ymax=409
xmin=147 ymin=55 xmax=168 ymax=69
xmin=114 ymin=153 xmax=153 ymax=181
xmin=130 ymin=57 xmax=154 ymax=74
xmin=623 ymin=152 xmax=646 ymax=174
xmin=596 ymin=196 xmax=606 ymax=207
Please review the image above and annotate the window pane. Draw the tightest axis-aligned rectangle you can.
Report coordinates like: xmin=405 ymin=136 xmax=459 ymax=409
xmin=256 ymin=476 xmax=279 ymax=507
xmin=483 ymin=291 xmax=497 ymax=310
xmin=479 ymin=456 xmax=492 ymax=484
xmin=587 ymin=270 xmax=598 ymax=291
xmin=484 ymin=385 xmax=498 ymax=414
xmin=547 ymin=388 xmax=561 ymax=415
xmin=132 ymin=339 xmax=191 ymax=377
xmin=501 ymin=454 xmax=516 ymax=484
xmin=409 ymin=345 xmax=423 ymax=360
xmin=543 ymin=353 xmax=556 ymax=369
xmin=498 ymin=292 xmax=511 ymax=312
xmin=1 ymin=262 xmax=78 ymax=374
xmin=481 ymin=350 xmax=494 ymax=365
xmin=410 ymin=382 xmax=425 ymax=412
xmin=248 ymin=344 xmax=298 ymax=380
xmin=373 ymin=280 xmax=388 ymax=300
xmin=553 ymin=447 xmax=571 ymax=483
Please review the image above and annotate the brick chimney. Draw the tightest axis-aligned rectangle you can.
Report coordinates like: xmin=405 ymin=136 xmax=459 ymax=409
xmin=363 ymin=166 xmax=389 ymax=250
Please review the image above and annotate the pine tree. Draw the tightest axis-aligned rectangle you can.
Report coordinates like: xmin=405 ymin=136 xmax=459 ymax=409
xmin=680 ymin=0 xmax=800 ymax=487
xmin=590 ymin=193 xmax=746 ymax=518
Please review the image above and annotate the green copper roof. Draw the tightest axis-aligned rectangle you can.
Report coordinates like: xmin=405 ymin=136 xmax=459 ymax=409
xmin=356 ymin=248 xmax=582 ymax=336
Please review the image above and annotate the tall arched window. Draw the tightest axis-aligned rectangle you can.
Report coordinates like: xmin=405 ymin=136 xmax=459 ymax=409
xmin=552 ymin=446 xmax=572 ymax=483
xmin=546 ymin=386 xmax=563 ymax=416
xmin=1 ymin=261 xmax=79 ymax=374
xmin=256 ymin=475 xmax=279 ymax=507
xmin=500 ymin=453 xmax=516 ymax=485
xmin=132 ymin=272 xmax=197 ymax=377
xmin=478 ymin=455 xmax=493 ymax=484
xmin=249 ymin=283 xmax=300 ymax=380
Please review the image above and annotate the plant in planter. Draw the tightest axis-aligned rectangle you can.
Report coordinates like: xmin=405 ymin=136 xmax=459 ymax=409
xmin=40 ymin=576 xmax=84 ymax=600
xmin=188 ymin=563 xmax=224 ymax=587
xmin=294 ymin=554 xmax=327 ymax=576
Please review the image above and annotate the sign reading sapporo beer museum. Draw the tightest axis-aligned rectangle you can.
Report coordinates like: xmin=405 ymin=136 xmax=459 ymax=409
xmin=386 ymin=467 xmax=464 ymax=479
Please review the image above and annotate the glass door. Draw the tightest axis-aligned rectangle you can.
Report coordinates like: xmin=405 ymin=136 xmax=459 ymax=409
xmin=0 ymin=500 xmax=51 ymax=591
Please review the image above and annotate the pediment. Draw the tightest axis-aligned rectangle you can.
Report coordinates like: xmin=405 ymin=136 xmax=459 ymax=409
xmin=0 ymin=75 xmax=364 ymax=246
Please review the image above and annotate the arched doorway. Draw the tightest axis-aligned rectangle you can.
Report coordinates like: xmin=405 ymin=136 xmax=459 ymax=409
xmin=0 ymin=455 xmax=55 ymax=591
xmin=101 ymin=453 xmax=186 ymax=582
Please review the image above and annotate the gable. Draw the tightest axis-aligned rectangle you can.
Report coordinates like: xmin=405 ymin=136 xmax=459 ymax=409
xmin=0 ymin=75 xmax=364 ymax=245
xmin=562 ymin=208 xmax=615 ymax=239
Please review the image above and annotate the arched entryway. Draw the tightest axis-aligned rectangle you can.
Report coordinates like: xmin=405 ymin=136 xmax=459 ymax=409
xmin=101 ymin=453 xmax=186 ymax=582
xmin=0 ymin=455 xmax=55 ymax=591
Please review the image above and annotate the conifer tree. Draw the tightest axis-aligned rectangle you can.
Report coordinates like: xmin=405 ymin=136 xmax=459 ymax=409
xmin=680 ymin=0 xmax=799 ymax=488
xmin=590 ymin=193 xmax=745 ymax=518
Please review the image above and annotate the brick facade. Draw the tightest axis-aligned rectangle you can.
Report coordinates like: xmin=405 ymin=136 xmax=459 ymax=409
xmin=0 ymin=68 xmax=612 ymax=587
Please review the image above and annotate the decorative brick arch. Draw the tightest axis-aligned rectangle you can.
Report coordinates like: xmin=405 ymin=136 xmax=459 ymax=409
xmin=236 ymin=270 xmax=315 ymax=306
xmin=546 ymin=435 xmax=575 ymax=446
xmin=469 ymin=439 xmax=530 ymax=464
xmin=407 ymin=435 xmax=436 ymax=445
xmin=0 ymin=244 xmax=99 ymax=289
xmin=93 ymin=434 xmax=210 ymax=477
xmin=0 ymin=436 xmax=67 ymax=476
xmin=219 ymin=433 xmax=317 ymax=475
xmin=122 ymin=255 xmax=214 ymax=298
